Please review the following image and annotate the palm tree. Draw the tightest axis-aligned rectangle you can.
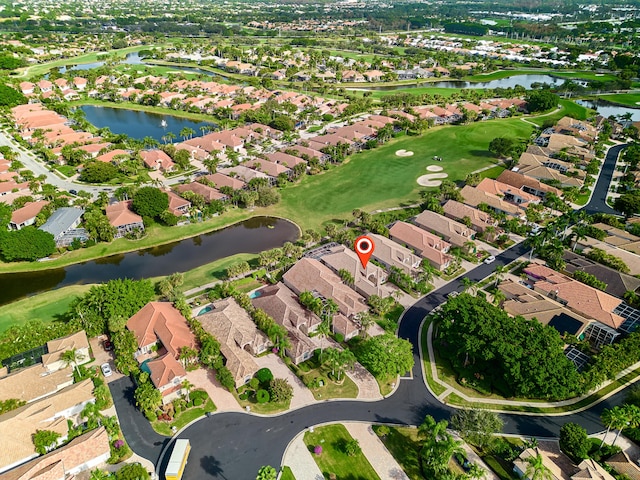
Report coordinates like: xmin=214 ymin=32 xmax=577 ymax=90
xmin=181 ymin=379 xmax=194 ymax=403
xmin=613 ymin=404 xmax=640 ymax=446
xmin=61 ymin=348 xmax=86 ymax=377
xmin=493 ymin=264 xmax=508 ymax=288
xmin=492 ymin=289 xmax=506 ymax=306
xmin=461 ymin=277 xmax=477 ymax=295
xmin=316 ymin=319 xmax=331 ymax=360
xmin=524 ymin=451 xmax=553 ymax=480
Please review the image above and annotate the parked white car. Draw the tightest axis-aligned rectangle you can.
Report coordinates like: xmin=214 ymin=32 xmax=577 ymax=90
xmin=484 ymin=255 xmax=496 ymax=264
xmin=101 ymin=362 xmax=113 ymax=377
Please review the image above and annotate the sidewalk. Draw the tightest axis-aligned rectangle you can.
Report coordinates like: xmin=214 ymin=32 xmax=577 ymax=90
xmin=425 ymin=322 xmax=640 ymax=412
xmin=283 ymin=431 xmax=324 ymax=480
xmin=344 ymin=422 xmax=409 ymax=480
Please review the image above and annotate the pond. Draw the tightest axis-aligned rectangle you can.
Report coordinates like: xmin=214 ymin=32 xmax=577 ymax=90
xmin=576 ymin=99 xmax=640 ymax=122
xmin=58 ymin=52 xmax=145 ymax=73
xmin=80 ymin=105 xmax=216 ymax=142
xmin=352 ymin=74 xmax=566 ymax=91
xmin=0 ymin=217 xmax=299 ymax=305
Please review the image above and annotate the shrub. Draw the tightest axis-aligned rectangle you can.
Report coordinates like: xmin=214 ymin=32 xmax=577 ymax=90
xmin=144 ymin=410 xmax=157 ymax=422
xmin=256 ymin=389 xmax=270 ymax=403
xmin=314 ymin=445 xmax=323 ymax=455
xmin=269 ymin=378 xmax=294 ymax=403
xmin=376 ymin=425 xmax=390 ymax=437
xmin=239 ymin=392 xmax=249 ymax=401
xmin=113 ymin=439 xmax=124 ymax=449
xmin=343 ymin=439 xmax=361 ymax=457
xmin=255 ymin=368 xmax=273 ymax=384
xmin=193 ymin=398 xmax=202 ymax=406
xmin=249 ymin=378 xmax=260 ymax=390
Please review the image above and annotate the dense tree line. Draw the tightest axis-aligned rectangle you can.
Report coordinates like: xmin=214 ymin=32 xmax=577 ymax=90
xmin=435 ymin=294 xmax=583 ymax=400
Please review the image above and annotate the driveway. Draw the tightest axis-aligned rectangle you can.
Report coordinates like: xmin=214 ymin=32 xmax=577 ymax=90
xmin=254 ymin=354 xmax=316 ymax=410
xmin=89 ymin=335 xmax=124 ymax=384
xmin=185 ymin=368 xmax=241 ymax=412
xmin=583 ymin=143 xmax=627 ymax=215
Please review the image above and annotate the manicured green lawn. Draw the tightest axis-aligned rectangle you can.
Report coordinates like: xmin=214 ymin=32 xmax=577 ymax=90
xmin=0 ymin=284 xmax=93 ymax=333
xmin=598 ymin=93 xmax=640 ymax=107
xmin=478 ymin=166 xmax=506 ymax=180
xmin=375 ymin=426 xmax=421 ymax=480
xmin=525 ymin=99 xmax=590 ymax=127
xmin=300 ymin=365 xmax=359 ymax=400
xmin=152 ymin=396 xmax=216 ymax=436
xmin=178 ymin=254 xmax=259 ymax=294
xmin=54 ymin=164 xmax=77 ymax=177
xmin=304 ymin=424 xmax=380 ymax=480
xmin=268 ymin=119 xmax=533 ymax=231
xmin=366 ymin=87 xmax=459 ymax=100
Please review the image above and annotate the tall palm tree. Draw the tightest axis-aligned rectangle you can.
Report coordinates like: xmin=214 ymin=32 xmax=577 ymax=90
xmin=493 ymin=264 xmax=508 ymax=288
xmin=524 ymin=452 xmax=553 ymax=480
xmin=181 ymin=379 xmax=194 ymax=403
xmin=613 ymin=404 xmax=640 ymax=446
xmin=61 ymin=348 xmax=86 ymax=377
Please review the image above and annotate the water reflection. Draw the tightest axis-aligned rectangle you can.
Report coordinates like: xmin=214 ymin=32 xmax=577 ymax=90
xmin=0 ymin=217 xmax=298 ymax=305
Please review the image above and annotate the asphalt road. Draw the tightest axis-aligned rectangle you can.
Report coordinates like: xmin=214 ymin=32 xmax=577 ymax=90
xmin=582 ymin=143 xmax=626 ymax=215
xmin=105 ymin=243 xmax=627 ymax=479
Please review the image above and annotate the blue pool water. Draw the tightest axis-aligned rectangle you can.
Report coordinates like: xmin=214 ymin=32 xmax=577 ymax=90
xmin=198 ymin=305 xmax=213 ymax=316
xmin=140 ymin=359 xmax=152 ymax=374
xmin=249 ymin=290 xmax=262 ymax=299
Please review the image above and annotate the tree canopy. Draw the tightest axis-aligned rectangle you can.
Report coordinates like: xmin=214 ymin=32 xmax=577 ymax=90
xmin=0 ymin=227 xmax=55 ymax=261
xmin=132 ymin=186 xmax=169 ymax=219
xmin=79 ymin=161 xmax=119 ymax=183
xmin=355 ymin=333 xmax=414 ymax=378
xmin=0 ymin=84 xmax=26 ymax=107
xmin=435 ymin=294 xmax=582 ymax=400
xmin=614 ymin=191 xmax=640 ymax=218
xmin=525 ymin=90 xmax=560 ymax=113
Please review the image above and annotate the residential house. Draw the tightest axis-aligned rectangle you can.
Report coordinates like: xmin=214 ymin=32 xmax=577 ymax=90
xmin=251 ymin=283 xmax=319 ymax=364
xmin=460 ymin=185 xmax=523 ymax=218
xmin=442 ymin=200 xmax=497 ymax=234
xmin=198 ymin=298 xmax=270 ymax=387
xmin=140 ymin=150 xmax=175 ymax=172
xmin=39 ymin=207 xmax=86 ymax=247
xmin=0 ymin=380 xmax=95 ymax=473
xmin=42 ymin=331 xmax=90 ymax=373
xmin=474 ymin=178 xmax=542 ymax=207
xmin=413 ymin=210 xmax=475 ymax=249
xmin=283 ymin=258 xmax=368 ymax=319
xmin=204 ymin=173 xmax=246 ymax=190
xmin=563 ymin=251 xmax=640 ymax=298
xmin=265 ymin=152 xmax=306 ymax=168
xmin=317 ymin=244 xmax=395 ymax=299
xmin=369 ymin=233 xmax=422 ymax=278
xmin=95 ymin=149 xmax=129 ymax=164
xmin=364 ymin=70 xmax=384 ymax=82
xmin=341 ymin=70 xmax=365 ymax=83
xmin=126 ymin=302 xmax=197 ymax=402
xmin=389 ymin=222 xmax=453 ymax=271
xmin=166 ymin=191 xmax=191 ymax=217
xmin=0 ymin=364 xmax=73 ymax=404
xmin=0 ymin=427 xmax=110 ymax=480
xmin=218 ymin=166 xmax=270 ymax=185
xmin=8 ymin=201 xmax=49 ymax=231
xmin=332 ymin=313 xmax=361 ymax=341
xmin=175 ymin=182 xmax=227 ymax=203
xmin=105 ymin=201 xmax=145 ymax=238
xmin=246 ymin=158 xmax=291 ymax=181
xmin=499 ymin=280 xmax=591 ymax=339
xmin=495 ymin=170 xmax=562 ymax=199
xmin=514 ymin=447 xmax=614 ymax=480
xmin=524 ymin=263 xmax=625 ymax=346
xmin=606 ymin=452 xmax=640 ymax=480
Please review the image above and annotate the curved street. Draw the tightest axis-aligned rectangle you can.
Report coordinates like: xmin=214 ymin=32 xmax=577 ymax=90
xmin=108 ymin=144 xmax=631 ymax=479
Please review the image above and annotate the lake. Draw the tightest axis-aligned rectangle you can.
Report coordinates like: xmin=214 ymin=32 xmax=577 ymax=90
xmin=59 ymin=52 xmax=145 ymax=73
xmin=576 ymin=99 xmax=640 ymax=122
xmin=351 ymin=74 xmax=566 ymax=91
xmin=80 ymin=105 xmax=216 ymax=142
xmin=0 ymin=217 xmax=298 ymax=305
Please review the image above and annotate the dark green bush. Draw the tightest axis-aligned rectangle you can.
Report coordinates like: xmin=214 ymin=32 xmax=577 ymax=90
xmin=256 ymin=389 xmax=270 ymax=403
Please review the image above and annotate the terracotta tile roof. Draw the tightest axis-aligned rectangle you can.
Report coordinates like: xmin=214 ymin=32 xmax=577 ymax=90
xmin=146 ymin=354 xmax=186 ymax=393
xmin=389 ymin=221 xmax=452 ymax=268
xmin=140 ymin=149 xmax=175 ymax=171
xmin=246 ymin=158 xmax=290 ymax=177
xmin=496 ymin=169 xmax=562 ymax=196
xmin=524 ymin=264 xmax=624 ymax=329
xmin=204 ymin=173 xmax=245 ymax=190
xmin=0 ymin=380 xmax=94 ymax=471
xmin=126 ymin=302 xmax=197 ymax=357
xmin=105 ymin=201 xmax=143 ymax=228
xmin=0 ymin=427 xmax=110 ymax=480
xmin=41 ymin=331 xmax=89 ymax=369
xmin=96 ymin=149 xmax=129 ymax=163
xmin=369 ymin=233 xmax=422 ymax=277
xmin=0 ymin=364 xmax=73 ymax=404
xmin=413 ymin=210 xmax=474 ymax=248
xmin=175 ymin=182 xmax=226 ymax=203
xmin=475 ymin=177 xmax=541 ymax=204
xmin=460 ymin=185 xmax=522 ymax=216
xmin=166 ymin=191 xmax=191 ymax=216
xmin=10 ymin=201 xmax=49 ymax=227
xmin=198 ymin=298 xmax=268 ymax=386
xmin=265 ymin=152 xmax=306 ymax=167
xmin=251 ymin=282 xmax=321 ymax=333
xmin=282 ymin=258 xmax=368 ymax=318
xmin=442 ymin=200 xmax=496 ymax=233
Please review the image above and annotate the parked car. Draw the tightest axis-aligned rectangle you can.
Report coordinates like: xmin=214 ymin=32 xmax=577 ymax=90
xmin=484 ymin=255 xmax=496 ymax=264
xmin=447 ymin=291 xmax=459 ymax=298
xmin=103 ymin=339 xmax=114 ymax=351
xmin=101 ymin=362 xmax=113 ymax=377
xmin=69 ymin=189 xmax=78 ymax=196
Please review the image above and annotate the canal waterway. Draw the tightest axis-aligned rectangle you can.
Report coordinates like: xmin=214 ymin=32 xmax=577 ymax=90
xmin=350 ymin=74 xmax=566 ymax=91
xmin=80 ymin=105 xmax=215 ymax=142
xmin=576 ymin=99 xmax=640 ymax=122
xmin=0 ymin=217 xmax=298 ymax=305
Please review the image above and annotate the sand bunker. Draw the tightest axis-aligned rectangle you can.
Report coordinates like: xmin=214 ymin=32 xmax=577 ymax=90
xmin=417 ymin=172 xmax=449 ymax=187
xmin=396 ymin=149 xmax=414 ymax=157
xmin=426 ymin=165 xmax=444 ymax=172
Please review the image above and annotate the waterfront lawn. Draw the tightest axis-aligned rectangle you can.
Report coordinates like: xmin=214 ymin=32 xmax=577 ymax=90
xmin=177 ymin=253 xmax=259 ymax=294
xmin=598 ymin=93 xmax=640 ymax=108
xmin=525 ymin=99 xmax=589 ymax=127
xmin=304 ymin=424 xmax=381 ymax=480
xmin=374 ymin=425 xmax=422 ymax=480
xmin=0 ymin=208 xmax=252 ymax=274
xmin=0 ymin=284 xmax=92 ymax=333
xmin=365 ymin=86 xmax=458 ymax=100
xmin=270 ymin=118 xmax=533 ymax=230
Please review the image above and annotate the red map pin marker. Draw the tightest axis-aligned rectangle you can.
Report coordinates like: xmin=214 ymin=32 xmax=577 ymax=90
xmin=354 ymin=235 xmax=375 ymax=268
